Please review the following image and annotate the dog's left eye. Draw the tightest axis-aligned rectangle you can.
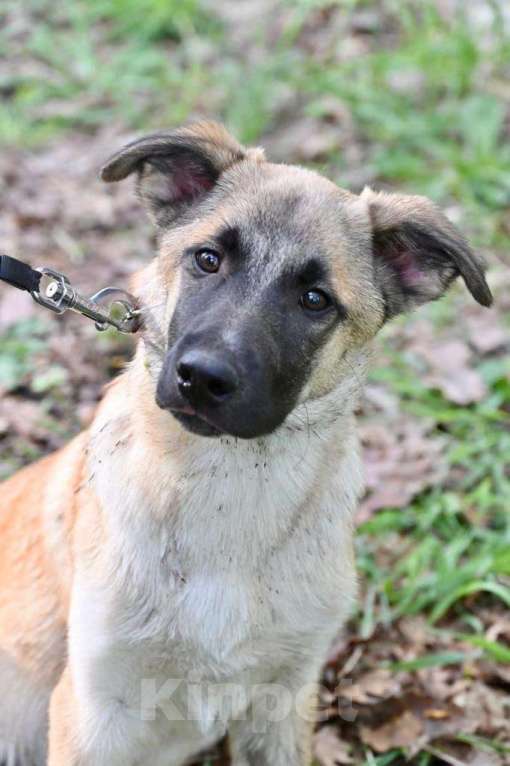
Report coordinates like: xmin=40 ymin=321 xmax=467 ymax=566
xmin=300 ymin=289 xmax=331 ymax=313
xmin=195 ymin=249 xmax=221 ymax=274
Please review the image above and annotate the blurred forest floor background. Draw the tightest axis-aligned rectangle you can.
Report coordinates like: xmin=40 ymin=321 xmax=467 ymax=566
xmin=0 ymin=1 xmax=509 ymax=764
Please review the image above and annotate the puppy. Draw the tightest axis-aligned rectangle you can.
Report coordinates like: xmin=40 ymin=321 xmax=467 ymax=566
xmin=0 ymin=122 xmax=492 ymax=766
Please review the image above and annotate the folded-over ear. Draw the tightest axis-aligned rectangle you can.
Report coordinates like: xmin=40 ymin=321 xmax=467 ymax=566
xmin=101 ymin=121 xmax=262 ymax=226
xmin=361 ymin=187 xmax=493 ymax=318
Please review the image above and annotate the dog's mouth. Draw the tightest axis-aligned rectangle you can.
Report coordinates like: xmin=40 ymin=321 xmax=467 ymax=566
xmin=167 ymin=404 xmax=225 ymax=438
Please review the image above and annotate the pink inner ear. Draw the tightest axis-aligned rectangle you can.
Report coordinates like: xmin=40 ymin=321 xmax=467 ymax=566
xmin=391 ymin=249 xmax=424 ymax=288
xmin=169 ymin=162 xmax=215 ymax=204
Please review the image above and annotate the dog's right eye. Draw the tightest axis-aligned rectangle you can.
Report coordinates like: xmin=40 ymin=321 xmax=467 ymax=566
xmin=195 ymin=249 xmax=221 ymax=274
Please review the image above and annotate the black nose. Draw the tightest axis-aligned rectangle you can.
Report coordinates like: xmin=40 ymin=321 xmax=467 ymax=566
xmin=177 ymin=350 xmax=239 ymax=407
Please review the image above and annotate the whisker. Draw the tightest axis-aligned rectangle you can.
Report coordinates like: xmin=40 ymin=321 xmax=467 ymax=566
xmin=344 ymin=355 xmax=365 ymax=398
xmin=132 ymin=300 xmax=167 ymax=355
xmin=142 ymin=337 xmax=166 ymax=359
xmin=131 ymin=300 xmax=167 ymax=316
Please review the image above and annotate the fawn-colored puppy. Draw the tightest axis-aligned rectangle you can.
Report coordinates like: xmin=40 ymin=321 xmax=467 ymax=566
xmin=0 ymin=122 xmax=492 ymax=766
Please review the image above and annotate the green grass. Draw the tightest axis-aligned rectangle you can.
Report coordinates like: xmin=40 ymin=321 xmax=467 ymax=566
xmin=0 ymin=318 xmax=52 ymax=391
xmin=0 ymin=0 xmax=217 ymax=145
xmin=301 ymin=5 xmax=510 ymax=246
xmin=2 ymin=0 xmax=509 ymax=250
xmin=356 ymin=320 xmax=510 ymax=661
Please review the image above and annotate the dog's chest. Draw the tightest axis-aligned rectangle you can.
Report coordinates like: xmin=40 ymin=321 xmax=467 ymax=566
xmin=108 ymin=459 xmax=348 ymax=661
xmin=82 ymin=422 xmax=361 ymax=680
xmin=69 ymin=421 xmax=361 ymax=751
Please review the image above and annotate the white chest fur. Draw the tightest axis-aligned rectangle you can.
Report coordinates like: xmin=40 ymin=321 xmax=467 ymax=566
xmin=68 ymin=393 xmax=363 ymax=760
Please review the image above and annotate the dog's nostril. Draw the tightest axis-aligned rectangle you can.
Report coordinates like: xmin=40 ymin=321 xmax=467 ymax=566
xmin=176 ymin=352 xmax=238 ymax=405
xmin=207 ymin=375 xmax=235 ymax=399
xmin=177 ymin=362 xmax=193 ymax=384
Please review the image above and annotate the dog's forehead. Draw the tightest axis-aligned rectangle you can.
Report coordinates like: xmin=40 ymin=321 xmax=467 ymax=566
xmin=226 ymin=161 xmax=350 ymax=228
xmin=218 ymin=162 xmax=362 ymax=270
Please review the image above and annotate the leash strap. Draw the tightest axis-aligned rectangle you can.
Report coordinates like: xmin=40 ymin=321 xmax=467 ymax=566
xmin=0 ymin=254 xmax=42 ymax=293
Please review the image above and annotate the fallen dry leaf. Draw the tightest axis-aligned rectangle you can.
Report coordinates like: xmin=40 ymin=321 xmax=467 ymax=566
xmin=0 ymin=397 xmax=47 ymax=442
xmin=360 ymin=709 xmax=423 ymax=753
xmin=419 ymin=340 xmax=487 ymax=405
xmin=455 ymin=680 xmax=510 ymax=738
xmin=262 ymin=116 xmax=344 ymax=163
xmin=314 ymin=726 xmax=354 ymax=765
xmin=464 ymin=751 xmax=504 ymax=766
xmin=358 ymin=692 xmax=479 ymax=758
xmin=358 ymin=415 xmax=446 ymax=520
xmin=398 ymin=616 xmax=430 ymax=650
xmin=420 ymin=665 xmax=471 ymax=702
xmin=341 ymin=669 xmax=402 ymax=705
xmin=426 ymin=743 xmax=504 ymax=766
xmin=466 ymin=313 xmax=509 ymax=355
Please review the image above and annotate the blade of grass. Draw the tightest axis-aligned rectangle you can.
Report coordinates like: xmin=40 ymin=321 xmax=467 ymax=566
xmin=386 ymin=651 xmax=469 ymax=672
xmin=459 ymin=635 xmax=510 ymax=664
xmin=430 ymin=580 xmax=510 ymax=622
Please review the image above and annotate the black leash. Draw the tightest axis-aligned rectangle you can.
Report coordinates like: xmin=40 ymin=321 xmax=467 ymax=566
xmin=0 ymin=254 xmax=42 ymax=293
xmin=0 ymin=254 xmax=141 ymax=334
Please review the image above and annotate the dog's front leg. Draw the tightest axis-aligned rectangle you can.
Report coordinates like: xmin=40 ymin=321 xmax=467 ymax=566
xmin=228 ymin=674 xmax=317 ymax=766
xmin=47 ymin=664 xmax=137 ymax=766
xmin=47 ymin=666 xmax=81 ymax=766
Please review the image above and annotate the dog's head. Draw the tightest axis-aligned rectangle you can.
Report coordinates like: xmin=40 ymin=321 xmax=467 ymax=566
xmin=102 ymin=122 xmax=492 ymax=439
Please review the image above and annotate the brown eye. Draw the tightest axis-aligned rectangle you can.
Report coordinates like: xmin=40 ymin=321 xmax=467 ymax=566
xmin=301 ymin=289 xmax=330 ymax=313
xmin=195 ymin=249 xmax=221 ymax=274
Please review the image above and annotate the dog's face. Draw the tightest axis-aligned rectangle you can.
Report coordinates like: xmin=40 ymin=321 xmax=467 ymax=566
xmin=102 ymin=122 xmax=492 ymax=439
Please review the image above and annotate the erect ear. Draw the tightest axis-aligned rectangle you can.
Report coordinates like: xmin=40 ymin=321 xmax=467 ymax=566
xmin=101 ymin=121 xmax=263 ymax=226
xmin=361 ymin=188 xmax=492 ymax=318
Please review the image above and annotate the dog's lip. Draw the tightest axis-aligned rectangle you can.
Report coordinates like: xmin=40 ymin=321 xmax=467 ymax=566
xmin=155 ymin=390 xmax=220 ymax=428
xmin=170 ymin=402 xmax=197 ymax=417
xmin=168 ymin=402 xmax=225 ymax=431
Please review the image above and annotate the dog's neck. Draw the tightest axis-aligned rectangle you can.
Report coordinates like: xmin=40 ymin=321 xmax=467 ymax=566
xmin=129 ymin=336 xmax=368 ymax=440
xmin=91 ymin=343 xmax=367 ymax=519
xmin=87 ymin=345 xmax=367 ymax=578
